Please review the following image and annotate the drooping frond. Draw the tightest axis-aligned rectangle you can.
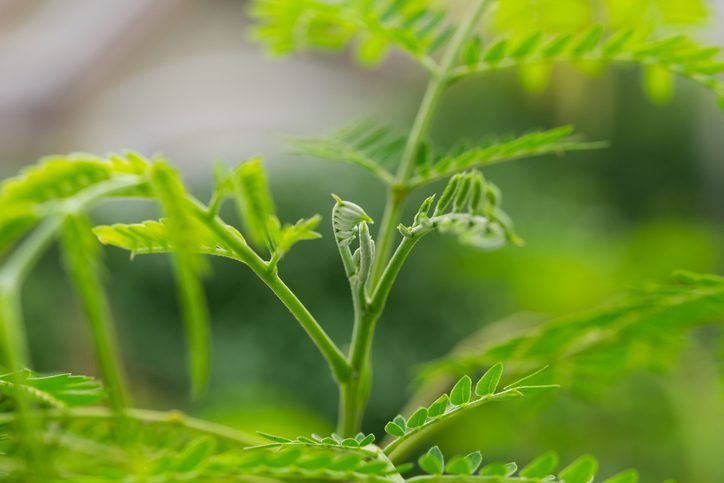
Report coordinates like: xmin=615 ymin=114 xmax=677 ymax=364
xmin=250 ymin=0 xmax=454 ymax=69
xmin=409 ymin=447 xmax=638 ymax=483
xmin=94 ymin=219 xmax=246 ymax=263
xmin=0 ymin=153 xmax=151 ymax=254
xmin=0 ymin=371 xmax=105 ymax=410
xmin=411 ymin=126 xmax=603 ymax=187
xmin=60 ymin=214 xmax=129 ymax=411
xmin=401 ymin=171 xmax=521 ymax=251
xmin=289 ymin=121 xmax=402 ymax=184
xmin=452 ymin=28 xmax=724 ymax=107
xmin=416 ymin=271 xmax=724 ymax=397
xmin=149 ymin=162 xmax=211 ymax=398
xmin=382 ymin=365 xmax=557 ymax=457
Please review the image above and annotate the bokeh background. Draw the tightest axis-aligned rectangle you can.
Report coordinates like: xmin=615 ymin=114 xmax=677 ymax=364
xmin=1 ymin=1 xmax=724 ymax=481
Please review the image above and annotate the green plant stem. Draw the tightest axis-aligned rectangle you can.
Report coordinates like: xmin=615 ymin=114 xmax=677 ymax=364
xmin=62 ymin=216 xmax=130 ymax=412
xmin=371 ymin=0 xmax=490 ymax=285
xmin=345 ymin=0 xmax=491 ymax=436
xmin=0 ymin=407 xmax=260 ymax=447
xmin=192 ymin=204 xmax=350 ymax=382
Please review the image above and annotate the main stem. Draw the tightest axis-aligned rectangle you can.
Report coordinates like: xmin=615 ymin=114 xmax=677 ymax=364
xmin=342 ymin=0 xmax=491 ymax=436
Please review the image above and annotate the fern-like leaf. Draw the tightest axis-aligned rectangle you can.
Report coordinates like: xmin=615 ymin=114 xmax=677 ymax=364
xmin=415 ymin=271 xmax=724 ymax=396
xmin=149 ymin=162 xmax=211 ymax=398
xmin=409 ymin=448 xmax=637 ymax=483
xmin=0 ymin=370 xmax=105 ymax=409
xmin=452 ymin=28 xmax=724 ymax=107
xmin=60 ymin=214 xmax=129 ymax=411
xmin=411 ymin=126 xmax=603 ymax=187
xmin=94 ymin=219 xmax=246 ymax=263
xmin=290 ymin=121 xmax=401 ymax=184
xmin=220 ymin=157 xmax=276 ymax=251
xmin=382 ymin=365 xmax=557 ymax=457
xmin=0 ymin=152 xmax=150 ymax=209
xmin=250 ymin=0 xmax=454 ymax=69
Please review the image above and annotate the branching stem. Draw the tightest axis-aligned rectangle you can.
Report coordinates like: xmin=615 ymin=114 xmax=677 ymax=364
xmin=343 ymin=0 xmax=491 ymax=436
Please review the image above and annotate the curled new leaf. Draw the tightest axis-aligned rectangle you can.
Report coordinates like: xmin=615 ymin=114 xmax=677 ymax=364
xmin=402 ymin=170 xmax=522 ymax=251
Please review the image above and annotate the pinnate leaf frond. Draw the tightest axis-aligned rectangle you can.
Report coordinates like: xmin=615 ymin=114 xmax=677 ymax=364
xmin=94 ymin=219 xmax=246 ymax=263
xmin=382 ymin=364 xmax=557 ymax=457
xmin=290 ymin=121 xmax=402 ymax=185
xmin=416 ymin=271 xmax=724 ymax=396
xmin=0 ymin=152 xmax=150 ymax=209
xmin=0 ymin=370 xmax=106 ymax=410
xmin=412 ymin=126 xmax=603 ymax=187
xmin=149 ymin=162 xmax=211 ymax=398
xmin=218 ymin=157 xmax=277 ymax=251
xmin=250 ymin=0 xmax=454 ymax=68
xmin=453 ymin=28 xmax=724 ymax=107
xmin=410 ymin=447 xmax=637 ymax=483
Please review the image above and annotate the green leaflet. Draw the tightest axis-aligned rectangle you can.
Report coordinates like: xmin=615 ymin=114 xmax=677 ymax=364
xmin=267 ymin=214 xmax=323 ymax=265
xmin=149 ymin=162 xmax=211 ymax=398
xmin=415 ymin=271 xmax=724 ymax=397
xmin=0 ymin=370 xmax=106 ymax=409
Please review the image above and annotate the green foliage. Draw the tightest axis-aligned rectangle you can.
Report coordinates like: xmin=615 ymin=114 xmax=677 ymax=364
xmin=410 ymin=447 xmax=635 ymax=483
xmin=0 ymin=371 xmax=105 ymax=410
xmin=1 ymin=1 xmax=722 ymax=480
xmin=416 ymin=271 xmax=724 ymax=396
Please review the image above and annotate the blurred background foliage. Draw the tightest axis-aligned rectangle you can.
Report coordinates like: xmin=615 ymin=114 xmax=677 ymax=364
xmin=1 ymin=0 xmax=723 ymax=482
